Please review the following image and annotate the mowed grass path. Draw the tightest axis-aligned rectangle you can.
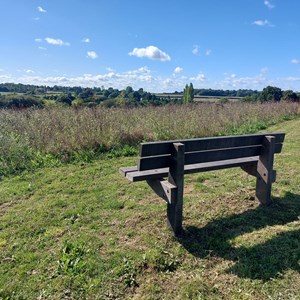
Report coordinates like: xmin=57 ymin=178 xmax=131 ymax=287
xmin=0 ymin=119 xmax=299 ymax=299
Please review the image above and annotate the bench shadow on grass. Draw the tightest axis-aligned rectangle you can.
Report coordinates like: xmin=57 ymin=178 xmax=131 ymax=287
xmin=178 ymin=192 xmax=300 ymax=281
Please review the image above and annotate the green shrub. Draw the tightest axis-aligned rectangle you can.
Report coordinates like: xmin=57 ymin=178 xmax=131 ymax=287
xmin=0 ymin=132 xmax=35 ymax=177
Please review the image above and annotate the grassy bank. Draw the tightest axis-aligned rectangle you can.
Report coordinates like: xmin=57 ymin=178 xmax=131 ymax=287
xmin=0 ymin=118 xmax=299 ymax=299
xmin=0 ymin=102 xmax=299 ymax=177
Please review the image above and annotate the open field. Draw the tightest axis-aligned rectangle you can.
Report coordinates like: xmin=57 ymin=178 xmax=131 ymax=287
xmin=0 ymin=118 xmax=299 ymax=299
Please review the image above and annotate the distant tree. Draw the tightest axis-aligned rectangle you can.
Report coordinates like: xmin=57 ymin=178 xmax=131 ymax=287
xmin=0 ymin=95 xmax=43 ymax=108
xmin=79 ymin=88 xmax=94 ymax=99
xmin=189 ymin=83 xmax=194 ymax=101
xmin=108 ymin=90 xmax=120 ymax=99
xmin=57 ymin=93 xmax=75 ymax=106
xmin=182 ymin=83 xmax=194 ymax=104
xmin=242 ymin=94 xmax=260 ymax=102
xmin=282 ymin=90 xmax=298 ymax=102
xmin=125 ymin=86 xmax=133 ymax=95
xmin=101 ymin=98 xmax=117 ymax=108
xmin=128 ymin=91 xmax=141 ymax=102
xmin=115 ymin=91 xmax=127 ymax=106
xmin=261 ymin=86 xmax=283 ymax=102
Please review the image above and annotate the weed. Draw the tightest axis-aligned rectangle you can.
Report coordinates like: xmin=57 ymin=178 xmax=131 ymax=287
xmin=145 ymin=247 xmax=181 ymax=272
xmin=57 ymin=241 xmax=86 ymax=275
xmin=116 ymin=257 xmax=139 ymax=287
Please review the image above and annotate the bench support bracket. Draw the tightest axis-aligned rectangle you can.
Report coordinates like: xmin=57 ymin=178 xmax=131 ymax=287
xmin=146 ymin=179 xmax=177 ymax=204
xmin=240 ymin=163 xmax=257 ymax=177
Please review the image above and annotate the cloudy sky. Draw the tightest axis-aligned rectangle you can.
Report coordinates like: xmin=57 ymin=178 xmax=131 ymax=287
xmin=1 ymin=0 xmax=300 ymax=92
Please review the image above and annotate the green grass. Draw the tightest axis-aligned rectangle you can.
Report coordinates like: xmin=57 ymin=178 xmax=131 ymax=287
xmin=0 ymin=119 xmax=300 ymax=299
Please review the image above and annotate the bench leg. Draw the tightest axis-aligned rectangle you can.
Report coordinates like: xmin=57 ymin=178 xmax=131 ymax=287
xmin=255 ymin=136 xmax=275 ymax=205
xmin=167 ymin=143 xmax=185 ymax=236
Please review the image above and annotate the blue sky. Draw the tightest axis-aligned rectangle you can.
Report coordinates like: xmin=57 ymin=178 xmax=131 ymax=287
xmin=1 ymin=0 xmax=300 ymax=92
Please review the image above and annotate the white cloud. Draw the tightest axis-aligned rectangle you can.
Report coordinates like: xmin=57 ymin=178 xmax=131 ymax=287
xmin=287 ymin=77 xmax=300 ymax=81
xmin=35 ymin=38 xmax=42 ymax=43
xmin=174 ymin=67 xmax=183 ymax=74
xmin=220 ymin=71 xmax=270 ymax=90
xmin=206 ymin=49 xmax=212 ymax=56
xmin=0 ymin=74 xmax=11 ymax=81
xmin=129 ymin=46 xmax=171 ymax=61
xmin=45 ymin=37 xmax=70 ymax=46
xmin=3 ymin=65 xmax=300 ymax=93
xmin=87 ymin=51 xmax=98 ymax=59
xmin=82 ymin=38 xmax=90 ymax=43
xmin=37 ymin=6 xmax=47 ymax=13
xmin=291 ymin=59 xmax=300 ymax=64
xmin=192 ymin=45 xmax=200 ymax=55
xmin=7 ymin=67 xmax=153 ymax=90
xmin=38 ymin=46 xmax=47 ymax=50
xmin=260 ymin=67 xmax=269 ymax=73
xmin=190 ymin=73 xmax=206 ymax=82
xmin=252 ymin=20 xmax=274 ymax=27
xmin=264 ymin=0 xmax=275 ymax=9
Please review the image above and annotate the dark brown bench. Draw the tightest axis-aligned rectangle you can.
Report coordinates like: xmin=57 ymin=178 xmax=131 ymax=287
xmin=120 ymin=133 xmax=285 ymax=236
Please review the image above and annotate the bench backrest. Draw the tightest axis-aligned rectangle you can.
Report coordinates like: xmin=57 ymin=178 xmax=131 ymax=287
xmin=138 ymin=133 xmax=285 ymax=171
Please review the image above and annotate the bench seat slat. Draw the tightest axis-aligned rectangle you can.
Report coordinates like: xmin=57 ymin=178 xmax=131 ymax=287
xmin=140 ymin=133 xmax=285 ymax=157
xmin=126 ymin=156 xmax=259 ymax=182
xmin=119 ymin=166 xmax=138 ymax=176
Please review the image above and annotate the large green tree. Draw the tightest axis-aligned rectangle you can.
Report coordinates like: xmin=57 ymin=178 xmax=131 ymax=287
xmin=261 ymin=86 xmax=283 ymax=102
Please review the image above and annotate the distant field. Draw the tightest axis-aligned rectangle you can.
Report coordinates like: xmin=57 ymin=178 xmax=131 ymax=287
xmin=0 ymin=91 xmax=63 ymax=95
xmin=194 ymin=96 xmax=242 ymax=102
xmin=155 ymin=93 xmax=243 ymax=102
xmin=0 ymin=92 xmax=24 ymax=95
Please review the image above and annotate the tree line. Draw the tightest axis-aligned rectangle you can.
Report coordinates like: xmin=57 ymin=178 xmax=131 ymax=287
xmin=194 ymin=88 xmax=260 ymax=97
xmin=0 ymin=84 xmax=181 ymax=108
xmin=0 ymin=83 xmax=298 ymax=109
xmin=242 ymin=86 xmax=299 ymax=102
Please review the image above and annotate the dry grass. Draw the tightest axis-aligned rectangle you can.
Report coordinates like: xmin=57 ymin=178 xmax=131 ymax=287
xmin=0 ymin=102 xmax=299 ymax=177
xmin=1 ymin=102 xmax=299 ymax=155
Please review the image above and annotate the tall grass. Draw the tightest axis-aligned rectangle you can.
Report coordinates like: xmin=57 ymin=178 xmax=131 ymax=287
xmin=0 ymin=102 xmax=299 ymax=176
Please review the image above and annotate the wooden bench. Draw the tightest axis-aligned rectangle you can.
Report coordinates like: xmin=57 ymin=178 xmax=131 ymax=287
xmin=120 ymin=133 xmax=285 ymax=236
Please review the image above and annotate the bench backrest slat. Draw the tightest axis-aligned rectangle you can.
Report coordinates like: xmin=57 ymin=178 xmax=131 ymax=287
xmin=140 ymin=133 xmax=285 ymax=157
xmin=138 ymin=143 xmax=283 ymax=171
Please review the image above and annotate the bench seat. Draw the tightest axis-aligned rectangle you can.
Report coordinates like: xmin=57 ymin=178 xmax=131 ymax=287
xmin=120 ymin=156 xmax=259 ymax=182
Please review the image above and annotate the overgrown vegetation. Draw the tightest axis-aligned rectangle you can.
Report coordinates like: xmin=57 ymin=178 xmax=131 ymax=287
xmin=0 ymin=101 xmax=299 ymax=177
xmin=0 ymin=119 xmax=299 ymax=299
